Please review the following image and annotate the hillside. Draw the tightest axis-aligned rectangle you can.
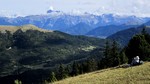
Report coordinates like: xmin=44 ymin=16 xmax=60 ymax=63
xmin=54 ymin=62 xmax=150 ymax=84
xmin=0 ymin=25 xmax=105 ymax=83
xmin=0 ymin=24 xmax=52 ymax=33
xmin=107 ymin=25 xmax=150 ymax=46
xmin=86 ymin=25 xmax=138 ymax=38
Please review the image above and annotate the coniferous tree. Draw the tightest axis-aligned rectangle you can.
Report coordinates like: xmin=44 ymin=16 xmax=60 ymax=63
xmin=79 ymin=63 xmax=83 ymax=74
xmin=49 ymin=72 xmax=57 ymax=82
xmin=82 ymin=62 xmax=88 ymax=73
xmin=64 ymin=65 xmax=70 ymax=77
xmin=87 ymin=59 xmax=97 ymax=72
xmin=101 ymin=41 xmax=111 ymax=68
xmin=71 ymin=61 xmax=79 ymax=76
xmin=120 ymin=51 xmax=128 ymax=64
xmin=13 ymin=29 xmax=34 ymax=49
xmin=141 ymin=26 xmax=150 ymax=44
xmin=104 ymin=41 xmax=110 ymax=59
xmin=57 ymin=64 xmax=67 ymax=80
xmin=110 ymin=41 xmax=120 ymax=66
xmin=0 ymin=31 xmax=13 ymax=51
xmin=125 ymin=35 xmax=150 ymax=62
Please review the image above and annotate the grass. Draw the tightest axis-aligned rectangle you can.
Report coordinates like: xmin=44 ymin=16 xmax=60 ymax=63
xmin=53 ymin=62 xmax=150 ymax=84
xmin=0 ymin=24 xmax=52 ymax=33
xmin=81 ymin=46 xmax=96 ymax=51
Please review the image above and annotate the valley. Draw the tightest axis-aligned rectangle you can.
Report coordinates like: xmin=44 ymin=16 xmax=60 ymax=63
xmin=0 ymin=1 xmax=150 ymax=83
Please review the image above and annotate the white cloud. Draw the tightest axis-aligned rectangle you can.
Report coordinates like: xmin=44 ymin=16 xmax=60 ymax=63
xmin=49 ymin=6 xmax=54 ymax=11
xmin=70 ymin=9 xmax=84 ymax=15
xmin=0 ymin=10 xmax=24 ymax=17
xmin=0 ymin=0 xmax=150 ymax=17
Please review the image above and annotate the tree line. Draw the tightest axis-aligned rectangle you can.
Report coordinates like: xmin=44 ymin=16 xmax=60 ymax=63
xmin=1 ymin=26 xmax=150 ymax=84
xmin=45 ymin=26 xmax=150 ymax=84
xmin=44 ymin=40 xmax=128 ymax=83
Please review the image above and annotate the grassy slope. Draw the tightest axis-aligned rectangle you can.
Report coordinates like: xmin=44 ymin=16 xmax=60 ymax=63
xmin=0 ymin=24 xmax=52 ymax=33
xmin=54 ymin=62 xmax=150 ymax=84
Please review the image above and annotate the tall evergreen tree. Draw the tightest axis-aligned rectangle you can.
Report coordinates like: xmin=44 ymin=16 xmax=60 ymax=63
xmin=49 ymin=72 xmax=57 ymax=82
xmin=86 ymin=59 xmax=97 ymax=72
xmin=141 ymin=26 xmax=150 ymax=44
xmin=120 ymin=51 xmax=128 ymax=64
xmin=101 ymin=41 xmax=111 ymax=68
xmin=13 ymin=29 xmax=28 ymax=49
xmin=64 ymin=65 xmax=70 ymax=77
xmin=125 ymin=35 xmax=150 ymax=62
xmin=103 ymin=41 xmax=110 ymax=59
xmin=57 ymin=64 xmax=67 ymax=80
xmin=71 ymin=61 xmax=79 ymax=76
xmin=110 ymin=41 xmax=120 ymax=66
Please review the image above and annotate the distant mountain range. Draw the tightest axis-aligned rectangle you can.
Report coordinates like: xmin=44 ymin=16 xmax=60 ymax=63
xmin=0 ymin=11 xmax=150 ymax=37
xmin=86 ymin=25 xmax=139 ymax=38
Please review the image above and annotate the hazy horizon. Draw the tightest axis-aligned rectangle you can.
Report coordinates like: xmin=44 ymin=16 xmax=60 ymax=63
xmin=0 ymin=0 xmax=150 ymax=17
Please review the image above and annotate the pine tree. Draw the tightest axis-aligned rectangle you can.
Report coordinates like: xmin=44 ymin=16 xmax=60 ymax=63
xmin=64 ymin=65 xmax=70 ymax=77
xmin=102 ymin=41 xmax=111 ymax=68
xmin=49 ymin=72 xmax=57 ymax=82
xmin=79 ymin=64 xmax=83 ymax=74
xmin=87 ymin=59 xmax=97 ymax=72
xmin=125 ymin=35 xmax=150 ymax=62
xmin=57 ymin=64 xmax=67 ymax=80
xmin=104 ymin=41 xmax=110 ymax=59
xmin=71 ymin=61 xmax=79 ymax=76
xmin=110 ymin=41 xmax=120 ymax=66
xmin=120 ymin=51 xmax=128 ymax=64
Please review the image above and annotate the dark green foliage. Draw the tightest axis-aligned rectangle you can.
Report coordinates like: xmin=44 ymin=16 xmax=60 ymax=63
xmin=19 ymin=56 xmax=42 ymax=65
xmin=0 ymin=31 xmax=13 ymax=51
xmin=49 ymin=72 xmax=57 ymax=82
xmin=14 ymin=79 xmax=22 ymax=84
xmin=64 ymin=65 xmax=71 ymax=77
xmin=141 ymin=26 xmax=150 ymax=44
xmin=0 ymin=29 xmax=105 ymax=84
xmin=101 ymin=41 xmax=121 ymax=68
xmin=125 ymin=34 xmax=150 ymax=63
xmin=107 ymin=25 xmax=150 ymax=47
xmin=86 ymin=59 xmax=98 ymax=72
xmin=119 ymin=51 xmax=128 ymax=64
xmin=103 ymin=41 xmax=110 ymax=59
xmin=57 ymin=64 xmax=68 ymax=79
xmin=71 ymin=61 xmax=80 ymax=76
xmin=110 ymin=41 xmax=121 ymax=66
xmin=13 ymin=29 xmax=33 ymax=49
xmin=100 ymin=41 xmax=111 ymax=68
xmin=49 ymin=28 xmax=150 ymax=83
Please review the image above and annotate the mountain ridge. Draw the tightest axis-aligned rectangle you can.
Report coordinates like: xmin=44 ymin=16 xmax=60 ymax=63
xmin=86 ymin=24 xmax=139 ymax=38
xmin=107 ymin=25 xmax=150 ymax=46
xmin=0 ymin=13 xmax=149 ymax=36
xmin=0 ymin=24 xmax=52 ymax=33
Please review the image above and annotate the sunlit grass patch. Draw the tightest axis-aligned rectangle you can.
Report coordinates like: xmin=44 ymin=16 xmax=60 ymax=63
xmin=53 ymin=62 xmax=150 ymax=84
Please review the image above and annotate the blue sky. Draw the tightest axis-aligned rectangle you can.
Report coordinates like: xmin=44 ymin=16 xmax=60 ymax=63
xmin=0 ymin=0 xmax=150 ymax=17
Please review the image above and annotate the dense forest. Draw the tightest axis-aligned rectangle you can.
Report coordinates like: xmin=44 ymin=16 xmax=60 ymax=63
xmin=0 ymin=26 xmax=150 ymax=84
xmin=0 ymin=27 xmax=105 ymax=84
xmin=43 ymin=26 xmax=150 ymax=84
